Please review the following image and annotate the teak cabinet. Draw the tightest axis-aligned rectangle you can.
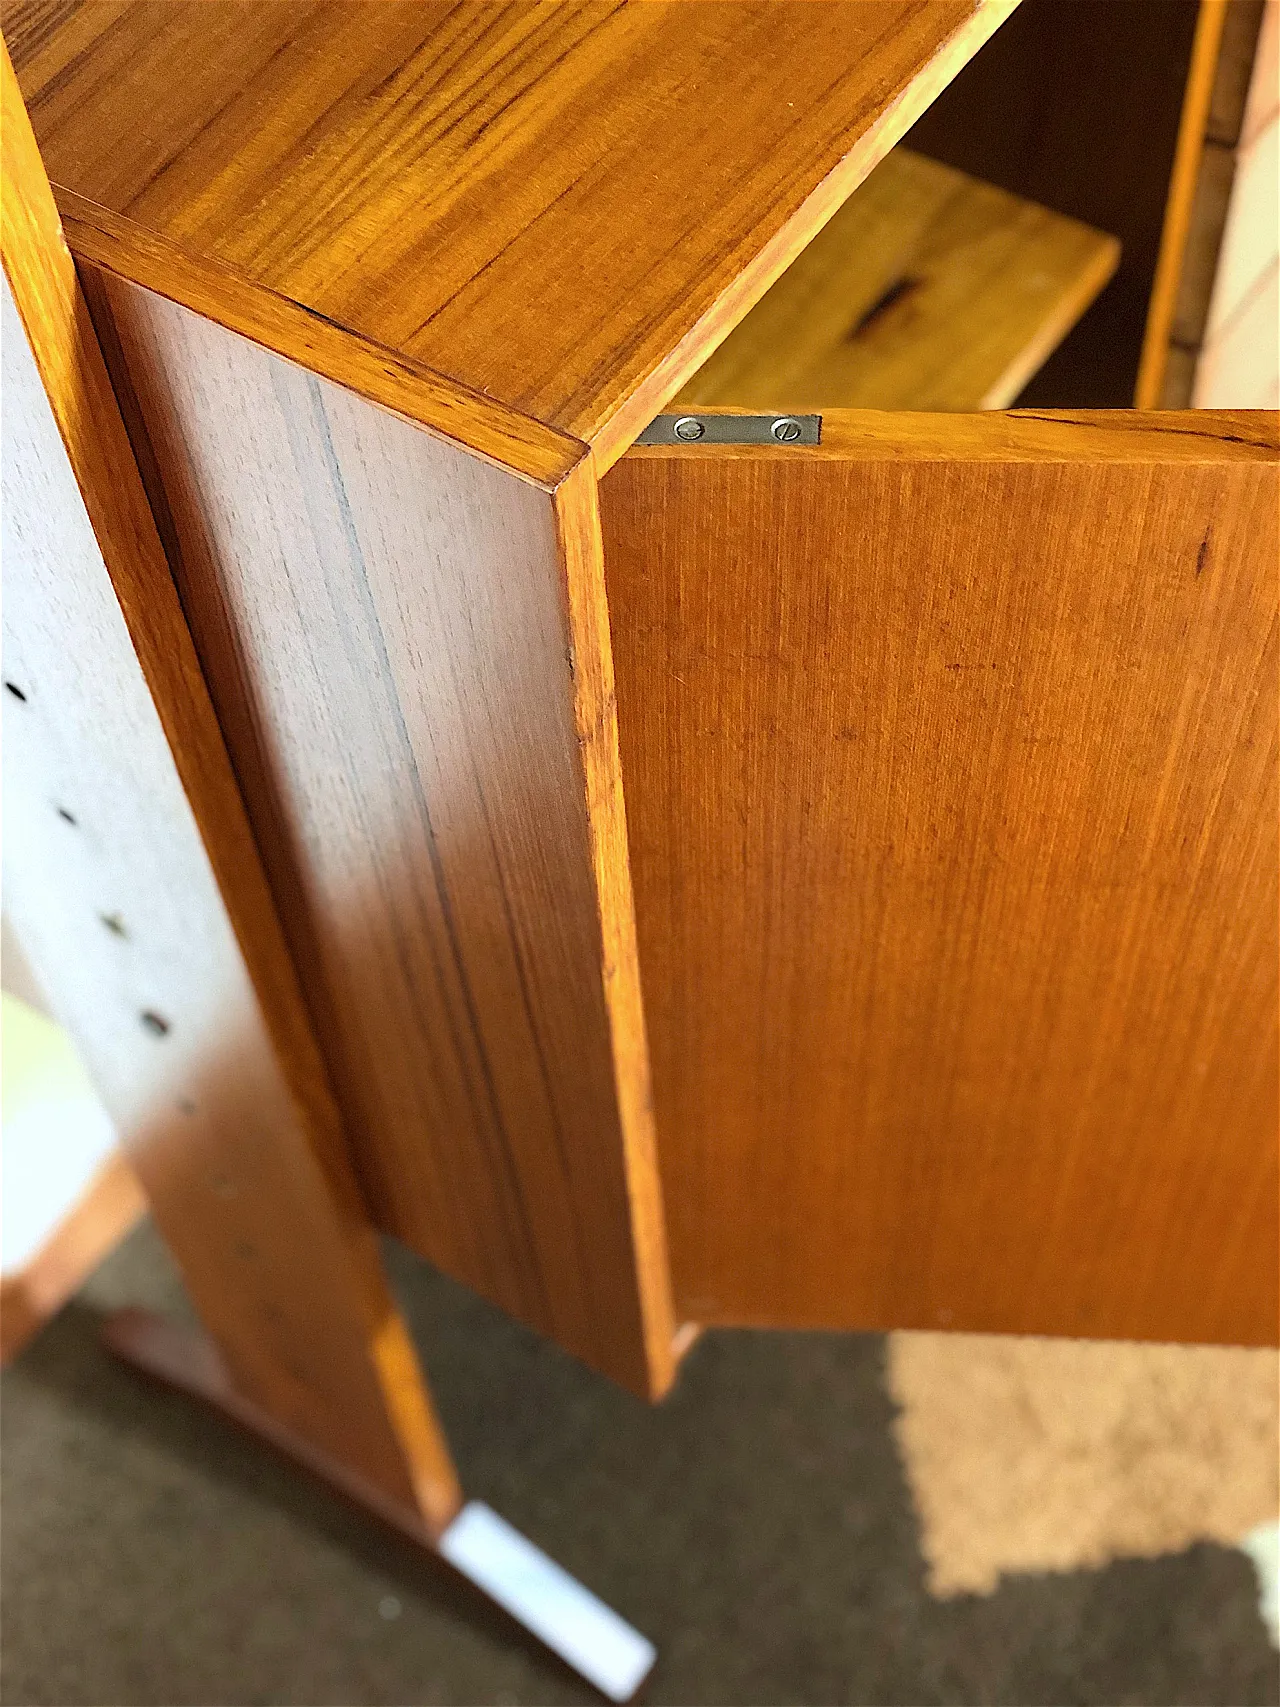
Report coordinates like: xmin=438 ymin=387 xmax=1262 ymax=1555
xmin=2 ymin=0 xmax=1276 ymax=1675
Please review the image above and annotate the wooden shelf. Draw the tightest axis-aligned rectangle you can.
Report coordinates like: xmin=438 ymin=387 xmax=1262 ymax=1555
xmin=674 ymin=149 xmax=1121 ymax=414
xmin=5 ymin=0 xmax=1014 ymax=469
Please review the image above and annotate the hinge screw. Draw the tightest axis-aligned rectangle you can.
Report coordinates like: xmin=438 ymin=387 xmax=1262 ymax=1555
xmin=673 ymin=416 xmax=705 ymax=441
xmin=771 ymin=416 xmax=803 ymax=442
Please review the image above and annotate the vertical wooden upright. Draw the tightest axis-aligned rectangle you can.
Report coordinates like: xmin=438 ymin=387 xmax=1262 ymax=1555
xmin=1 ymin=44 xmax=461 ymax=1535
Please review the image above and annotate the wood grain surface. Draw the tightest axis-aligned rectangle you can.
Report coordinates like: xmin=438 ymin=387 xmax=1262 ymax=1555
xmin=2 ymin=47 xmax=460 ymax=1529
xmin=58 ymin=189 xmax=585 ymax=491
xmin=601 ymin=408 xmax=1279 ymax=1346
xmin=5 ymin=0 xmax=1015 ymax=466
xmin=92 ymin=275 xmax=676 ymax=1398
xmin=674 ymin=148 xmax=1119 ymax=413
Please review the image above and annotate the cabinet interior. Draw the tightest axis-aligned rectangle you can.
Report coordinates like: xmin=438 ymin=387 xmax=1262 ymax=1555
xmin=673 ymin=146 xmax=1120 ymax=415
xmin=676 ymin=0 xmax=1205 ymax=415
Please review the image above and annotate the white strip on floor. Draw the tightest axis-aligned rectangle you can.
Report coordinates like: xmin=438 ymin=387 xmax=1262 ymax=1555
xmin=438 ymin=1501 xmax=655 ymax=1701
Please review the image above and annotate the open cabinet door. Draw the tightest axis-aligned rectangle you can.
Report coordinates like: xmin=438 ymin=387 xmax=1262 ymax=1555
xmin=600 ymin=409 xmax=1278 ymax=1348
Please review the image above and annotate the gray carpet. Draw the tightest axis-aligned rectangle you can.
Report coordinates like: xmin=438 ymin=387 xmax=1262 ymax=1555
xmin=3 ymin=1221 xmax=1276 ymax=1706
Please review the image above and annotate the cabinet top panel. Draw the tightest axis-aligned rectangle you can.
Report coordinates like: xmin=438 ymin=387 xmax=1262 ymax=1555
xmin=5 ymin=0 xmax=1011 ymax=467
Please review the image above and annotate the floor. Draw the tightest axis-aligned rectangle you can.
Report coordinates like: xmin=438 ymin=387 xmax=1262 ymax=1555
xmin=3 ymin=1221 xmax=1277 ymax=1707
xmin=889 ymin=1331 xmax=1278 ymax=1598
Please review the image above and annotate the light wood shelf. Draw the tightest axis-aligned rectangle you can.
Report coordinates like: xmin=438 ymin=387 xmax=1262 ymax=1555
xmin=674 ymin=148 xmax=1121 ymax=413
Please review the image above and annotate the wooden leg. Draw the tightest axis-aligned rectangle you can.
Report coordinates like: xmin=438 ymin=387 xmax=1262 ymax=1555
xmin=103 ymin=1306 xmax=657 ymax=1702
xmin=102 ymin=1307 xmax=445 ymax=1547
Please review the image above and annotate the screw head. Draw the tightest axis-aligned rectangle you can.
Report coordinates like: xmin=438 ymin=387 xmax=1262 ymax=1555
xmin=673 ymin=416 xmax=705 ymax=441
xmin=771 ymin=416 xmax=803 ymax=442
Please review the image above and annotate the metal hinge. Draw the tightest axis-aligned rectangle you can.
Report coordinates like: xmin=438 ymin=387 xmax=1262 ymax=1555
xmin=635 ymin=412 xmax=822 ymax=446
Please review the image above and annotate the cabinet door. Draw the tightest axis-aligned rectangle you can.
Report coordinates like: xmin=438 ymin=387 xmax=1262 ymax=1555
xmin=601 ymin=409 xmax=1277 ymax=1347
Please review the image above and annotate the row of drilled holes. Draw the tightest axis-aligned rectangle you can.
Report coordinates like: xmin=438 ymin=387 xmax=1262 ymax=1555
xmin=7 ymin=675 xmax=173 ymax=1041
xmin=4 ymin=684 xmax=248 ymax=1227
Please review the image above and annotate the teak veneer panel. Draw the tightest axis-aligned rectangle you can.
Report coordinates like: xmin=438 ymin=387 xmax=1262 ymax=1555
xmin=94 ymin=274 xmax=675 ymax=1398
xmin=1 ymin=48 xmax=459 ymax=1529
xmin=674 ymin=148 xmax=1120 ymax=413
xmin=6 ymin=0 xmax=1016 ymax=466
xmin=601 ymin=409 xmax=1279 ymax=1347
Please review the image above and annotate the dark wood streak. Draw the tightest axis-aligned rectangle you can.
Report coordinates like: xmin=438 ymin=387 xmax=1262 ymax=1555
xmin=297 ymin=368 xmax=554 ymax=1321
xmin=0 ymin=0 xmax=76 ymax=65
xmin=1011 ymin=410 xmax=1273 ymax=449
xmin=14 ymin=1 xmax=134 ymax=109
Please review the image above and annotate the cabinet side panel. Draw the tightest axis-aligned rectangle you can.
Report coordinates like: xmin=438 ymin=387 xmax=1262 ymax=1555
xmin=602 ymin=417 xmax=1279 ymax=1346
xmin=97 ymin=276 xmax=673 ymax=1396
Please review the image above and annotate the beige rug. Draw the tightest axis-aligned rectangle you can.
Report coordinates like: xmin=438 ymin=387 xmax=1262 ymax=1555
xmin=888 ymin=1332 xmax=1279 ymax=1598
